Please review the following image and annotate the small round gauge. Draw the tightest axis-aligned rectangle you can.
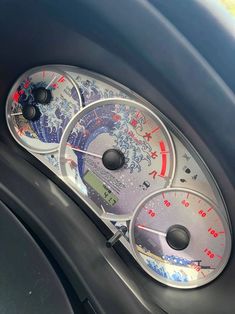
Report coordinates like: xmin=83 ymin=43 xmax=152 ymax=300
xmin=59 ymin=98 xmax=175 ymax=220
xmin=6 ymin=66 xmax=81 ymax=153
xmin=129 ymin=188 xmax=231 ymax=289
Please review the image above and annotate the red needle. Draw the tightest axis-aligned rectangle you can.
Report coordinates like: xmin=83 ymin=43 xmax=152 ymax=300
xmin=137 ymin=225 xmax=166 ymax=237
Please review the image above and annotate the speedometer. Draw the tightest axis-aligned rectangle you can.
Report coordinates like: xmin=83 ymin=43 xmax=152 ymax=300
xmin=129 ymin=188 xmax=231 ymax=288
xmin=59 ymin=98 xmax=175 ymax=220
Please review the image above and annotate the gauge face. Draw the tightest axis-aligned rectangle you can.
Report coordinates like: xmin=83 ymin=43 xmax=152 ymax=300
xmin=59 ymin=98 xmax=175 ymax=220
xmin=6 ymin=67 xmax=81 ymax=153
xmin=129 ymin=188 xmax=231 ymax=288
xmin=67 ymin=70 xmax=128 ymax=105
xmin=171 ymin=134 xmax=219 ymax=205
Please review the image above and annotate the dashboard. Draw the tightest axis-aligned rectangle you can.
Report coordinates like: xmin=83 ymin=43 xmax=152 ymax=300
xmin=6 ymin=64 xmax=232 ymax=290
xmin=0 ymin=0 xmax=235 ymax=313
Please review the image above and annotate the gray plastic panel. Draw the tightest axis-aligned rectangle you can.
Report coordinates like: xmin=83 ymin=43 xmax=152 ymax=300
xmin=0 ymin=200 xmax=73 ymax=314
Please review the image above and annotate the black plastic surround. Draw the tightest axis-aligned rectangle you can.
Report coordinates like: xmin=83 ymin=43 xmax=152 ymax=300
xmin=0 ymin=1 xmax=234 ymax=313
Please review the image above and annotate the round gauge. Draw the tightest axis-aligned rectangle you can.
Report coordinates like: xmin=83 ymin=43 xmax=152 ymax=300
xmin=6 ymin=66 xmax=81 ymax=153
xmin=129 ymin=188 xmax=231 ymax=289
xmin=59 ymin=98 xmax=175 ymax=220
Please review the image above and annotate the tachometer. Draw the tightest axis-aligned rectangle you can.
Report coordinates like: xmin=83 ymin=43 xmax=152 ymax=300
xmin=6 ymin=66 xmax=81 ymax=153
xmin=59 ymin=98 xmax=175 ymax=220
xmin=129 ymin=188 xmax=231 ymax=288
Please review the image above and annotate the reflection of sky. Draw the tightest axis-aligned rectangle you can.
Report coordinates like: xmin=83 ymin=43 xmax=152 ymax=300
xmin=220 ymin=0 xmax=235 ymax=16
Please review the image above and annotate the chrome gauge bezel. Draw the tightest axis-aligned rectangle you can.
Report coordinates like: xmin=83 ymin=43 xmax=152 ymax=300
xmin=129 ymin=187 xmax=232 ymax=289
xmin=6 ymin=65 xmax=82 ymax=154
xmin=59 ymin=97 xmax=176 ymax=221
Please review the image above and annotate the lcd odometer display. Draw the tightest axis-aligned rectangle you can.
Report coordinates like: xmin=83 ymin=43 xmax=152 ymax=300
xmin=84 ymin=170 xmax=118 ymax=207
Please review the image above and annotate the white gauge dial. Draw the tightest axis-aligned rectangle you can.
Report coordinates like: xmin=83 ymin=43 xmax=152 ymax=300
xmin=59 ymin=98 xmax=175 ymax=221
xmin=129 ymin=188 xmax=231 ymax=289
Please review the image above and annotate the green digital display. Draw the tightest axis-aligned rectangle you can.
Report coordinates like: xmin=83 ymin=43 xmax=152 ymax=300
xmin=83 ymin=170 xmax=118 ymax=207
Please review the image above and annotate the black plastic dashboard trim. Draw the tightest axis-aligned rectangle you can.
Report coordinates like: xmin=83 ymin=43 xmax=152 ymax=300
xmin=0 ymin=0 xmax=234 ymax=313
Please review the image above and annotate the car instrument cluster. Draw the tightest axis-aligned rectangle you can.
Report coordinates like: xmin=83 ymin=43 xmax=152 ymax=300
xmin=6 ymin=65 xmax=231 ymax=289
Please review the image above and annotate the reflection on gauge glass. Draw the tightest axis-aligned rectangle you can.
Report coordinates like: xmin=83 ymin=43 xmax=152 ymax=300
xmin=129 ymin=188 xmax=231 ymax=289
xmin=6 ymin=66 xmax=81 ymax=153
xmin=59 ymin=98 xmax=175 ymax=220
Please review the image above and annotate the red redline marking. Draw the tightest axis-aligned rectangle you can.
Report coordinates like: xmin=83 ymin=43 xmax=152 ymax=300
xmin=220 ymin=243 xmax=225 ymax=247
xmin=207 ymin=207 xmax=213 ymax=212
xmin=159 ymin=141 xmax=167 ymax=177
xmin=217 ymin=255 xmax=222 ymax=259
xmin=160 ymin=151 xmax=169 ymax=154
xmin=162 ymin=192 xmax=165 ymax=199
xmin=219 ymin=231 xmax=225 ymax=234
xmin=159 ymin=140 xmax=166 ymax=151
xmin=158 ymin=174 xmax=168 ymax=178
xmin=160 ymin=154 xmax=167 ymax=177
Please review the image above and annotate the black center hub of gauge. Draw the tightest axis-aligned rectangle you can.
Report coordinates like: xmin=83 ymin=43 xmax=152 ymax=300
xmin=22 ymin=105 xmax=41 ymax=121
xmin=33 ymin=87 xmax=52 ymax=104
xmin=102 ymin=149 xmax=125 ymax=170
xmin=166 ymin=225 xmax=190 ymax=250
